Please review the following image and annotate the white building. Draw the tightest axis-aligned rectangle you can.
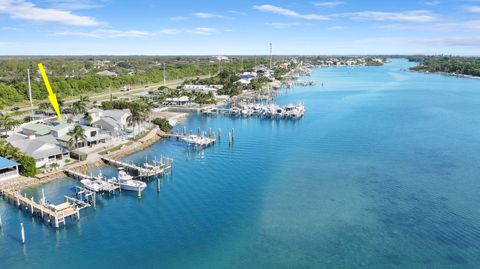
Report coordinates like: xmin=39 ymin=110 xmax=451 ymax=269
xmin=183 ymin=85 xmax=222 ymax=94
xmin=164 ymin=96 xmax=189 ymax=106
xmin=88 ymin=108 xmax=132 ymax=135
xmin=7 ymin=134 xmax=70 ymax=168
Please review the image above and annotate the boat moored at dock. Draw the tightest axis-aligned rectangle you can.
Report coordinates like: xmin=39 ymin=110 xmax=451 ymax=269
xmin=109 ymin=169 xmax=147 ymax=191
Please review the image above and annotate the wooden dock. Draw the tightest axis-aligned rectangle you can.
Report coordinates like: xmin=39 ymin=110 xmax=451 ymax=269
xmin=101 ymin=156 xmax=173 ymax=178
xmin=0 ymin=188 xmax=90 ymax=228
xmin=166 ymin=132 xmax=217 ymax=148
xmin=64 ymin=169 xmax=120 ymax=193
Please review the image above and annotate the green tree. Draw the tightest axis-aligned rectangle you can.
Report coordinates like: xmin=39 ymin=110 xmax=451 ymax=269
xmin=0 ymin=113 xmax=19 ymax=135
xmin=67 ymin=125 xmax=86 ymax=155
xmin=16 ymin=154 xmax=37 ymax=177
xmin=71 ymin=95 xmax=89 ymax=115
xmin=152 ymin=117 xmax=172 ymax=132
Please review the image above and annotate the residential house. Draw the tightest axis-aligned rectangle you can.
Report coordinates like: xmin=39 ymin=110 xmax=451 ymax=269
xmin=238 ymin=72 xmax=257 ymax=85
xmin=57 ymin=125 xmax=109 ymax=148
xmin=7 ymin=134 xmax=69 ymax=168
xmin=88 ymin=108 xmax=132 ymax=136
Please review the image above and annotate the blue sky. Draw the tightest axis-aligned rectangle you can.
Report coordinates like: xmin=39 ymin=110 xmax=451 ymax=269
xmin=0 ymin=0 xmax=480 ymax=55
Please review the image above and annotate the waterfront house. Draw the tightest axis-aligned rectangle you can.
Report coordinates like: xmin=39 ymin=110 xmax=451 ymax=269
xmin=88 ymin=108 xmax=132 ymax=136
xmin=57 ymin=125 xmax=109 ymax=148
xmin=0 ymin=157 xmax=19 ymax=181
xmin=50 ymin=122 xmax=73 ymax=138
xmin=7 ymin=134 xmax=70 ymax=168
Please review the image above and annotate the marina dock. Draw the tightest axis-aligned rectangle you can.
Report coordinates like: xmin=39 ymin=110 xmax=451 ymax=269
xmin=101 ymin=156 xmax=173 ymax=178
xmin=201 ymin=103 xmax=305 ymax=119
xmin=0 ymin=188 xmax=90 ymax=228
xmin=167 ymin=128 xmax=219 ymax=148
xmin=64 ymin=169 xmax=120 ymax=193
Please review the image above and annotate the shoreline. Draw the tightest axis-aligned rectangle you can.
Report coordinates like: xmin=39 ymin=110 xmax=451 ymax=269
xmin=411 ymin=69 xmax=480 ymax=80
xmin=0 ymin=127 xmax=167 ymax=191
xmin=0 ymin=75 xmax=286 ymax=191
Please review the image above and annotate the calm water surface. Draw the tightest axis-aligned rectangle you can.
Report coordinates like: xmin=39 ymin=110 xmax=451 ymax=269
xmin=1 ymin=59 xmax=480 ymax=268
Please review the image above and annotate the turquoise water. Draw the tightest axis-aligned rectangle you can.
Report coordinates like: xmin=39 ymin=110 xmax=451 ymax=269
xmin=2 ymin=59 xmax=480 ymax=268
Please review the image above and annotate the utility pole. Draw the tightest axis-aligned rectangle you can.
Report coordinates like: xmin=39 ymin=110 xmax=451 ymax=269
xmin=27 ymin=69 xmax=33 ymax=118
xmin=269 ymin=43 xmax=273 ymax=69
xmin=163 ymin=63 xmax=166 ymax=85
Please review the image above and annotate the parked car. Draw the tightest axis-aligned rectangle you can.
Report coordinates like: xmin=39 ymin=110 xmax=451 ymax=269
xmin=11 ymin=107 xmax=20 ymax=111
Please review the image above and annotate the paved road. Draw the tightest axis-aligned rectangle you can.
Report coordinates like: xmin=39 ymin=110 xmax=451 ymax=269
xmin=2 ymin=74 xmax=211 ymax=115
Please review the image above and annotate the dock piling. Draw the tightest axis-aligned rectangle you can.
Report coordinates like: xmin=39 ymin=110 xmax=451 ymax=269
xmin=20 ymin=223 xmax=25 ymax=244
xmin=93 ymin=192 xmax=96 ymax=210
xmin=137 ymin=186 xmax=141 ymax=199
xmin=157 ymin=178 xmax=160 ymax=193
xmin=30 ymin=197 xmax=34 ymax=215
xmin=231 ymin=128 xmax=235 ymax=142
xmin=218 ymin=128 xmax=221 ymax=140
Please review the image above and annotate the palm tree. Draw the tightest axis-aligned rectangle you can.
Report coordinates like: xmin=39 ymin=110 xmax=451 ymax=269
xmin=0 ymin=113 xmax=15 ymax=136
xmin=67 ymin=125 xmax=86 ymax=156
xmin=71 ymin=96 xmax=90 ymax=115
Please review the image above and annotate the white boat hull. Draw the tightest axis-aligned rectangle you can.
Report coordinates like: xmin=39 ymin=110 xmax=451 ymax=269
xmin=118 ymin=181 xmax=147 ymax=191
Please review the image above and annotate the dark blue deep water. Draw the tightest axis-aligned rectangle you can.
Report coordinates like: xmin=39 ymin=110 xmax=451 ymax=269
xmin=2 ymin=59 xmax=480 ymax=268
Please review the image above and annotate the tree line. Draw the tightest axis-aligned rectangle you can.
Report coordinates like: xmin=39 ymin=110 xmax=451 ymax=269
xmin=408 ymin=56 xmax=480 ymax=77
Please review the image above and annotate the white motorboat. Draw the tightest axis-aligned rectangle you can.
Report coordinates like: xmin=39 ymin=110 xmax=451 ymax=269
xmin=110 ymin=169 xmax=147 ymax=191
xmin=80 ymin=179 xmax=103 ymax=192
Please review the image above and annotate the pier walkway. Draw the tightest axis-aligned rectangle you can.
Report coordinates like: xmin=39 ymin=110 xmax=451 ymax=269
xmin=0 ymin=188 xmax=89 ymax=228
xmin=100 ymin=156 xmax=173 ymax=178
xmin=64 ymin=169 xmax=120 ymax=193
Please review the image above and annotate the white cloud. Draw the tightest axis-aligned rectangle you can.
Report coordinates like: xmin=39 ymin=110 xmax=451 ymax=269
xmin=186 ymin=27 xmax=216 ymax=35
xmin=159 ymin=28 xmax=180 ymax=35
xmin=158 ymin=27 xmax=217 ymax=35
xmin=253 ymin=4 xmax=329 ymax=20
xmin=228 ymin=10 xmax=247 ymax=16
xmin=328 ymin=25 xmax=345 ymax=30
xmin=54 ymin=29 xmax=152 ymax=38
xmin=349 ymin=10 xmax=436 ymax=22
xmin=426 ymin=36 xmax=480 ymax=47
xmin=44 ymin=0 xmax=104 ymax=10
xmin=314 ymin=1 xmax=345 ymax=8
xmin=0 ymin=0 xmax=100 ymax=26
xmin=193 ymin=12 xmax=225 ymax=19
xmin=265 ymin=22 xmax=305 ymax=28
xmin=464 ymin=5 xmax=480 ymax=13
xmin=377 ymin=20 xmax=480 ymax=31
xmin=421 ymin=0 xmax=440 ymax=6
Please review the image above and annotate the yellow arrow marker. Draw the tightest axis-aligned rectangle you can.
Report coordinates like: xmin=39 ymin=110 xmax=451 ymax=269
xmin=38 ymin=63 xmax=62 ymax=121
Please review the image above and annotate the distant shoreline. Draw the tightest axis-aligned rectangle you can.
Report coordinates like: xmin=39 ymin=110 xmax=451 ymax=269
xmin=411 ymin=70 xmax=480 ymax=80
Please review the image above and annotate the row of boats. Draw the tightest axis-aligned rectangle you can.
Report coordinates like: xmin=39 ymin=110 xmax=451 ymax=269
xmin=80 ymin=168 xmax=147 ymax=193
xmin=202 ymin=103 xmax=305 ymax=119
